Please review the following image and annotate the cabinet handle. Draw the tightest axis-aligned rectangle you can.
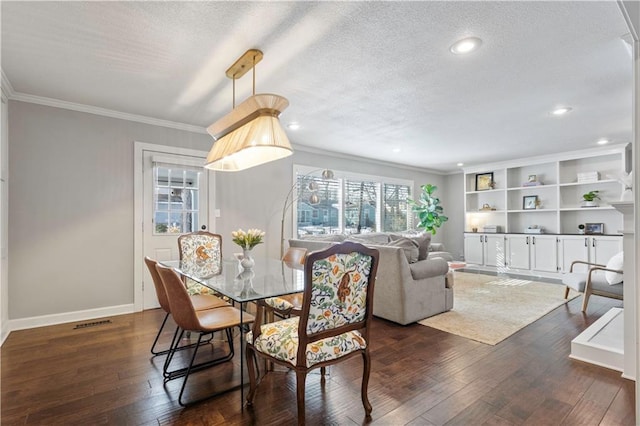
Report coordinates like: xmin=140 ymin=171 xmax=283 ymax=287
xmin=532 ymin=236 xmax=536 ymax=245
xmin=584 ymin=238 xmax=588 ymax=247
xmin=593 ymin=238 xmax=596 ymax=247
xmin=526 ymin=236 xmax=529 ymax=244
xmin=480 ymin=235 xmax=483 ymax=243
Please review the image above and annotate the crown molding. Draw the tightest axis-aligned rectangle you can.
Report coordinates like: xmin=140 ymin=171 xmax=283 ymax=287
xmin=291 ymin=143 xmax=447 ymax=175
xmin=9 ymin=90 xmax=208 ymax=134
xmin=1 ymin=69 xmax=15 ymax=99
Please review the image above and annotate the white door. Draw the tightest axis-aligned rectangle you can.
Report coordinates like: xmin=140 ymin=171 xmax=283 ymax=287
xmin=590 ymin=236 xmax=623 ymax=266
xmin=531 ymin=235 xmax=558 ymax=273
xmin=507 ymin=235 xmax=530 ymax=270
xmin=484 ymin=234 xmax=506 ymax=268
xmin=464 ymin=234 xmax=484 ymax=265
xmin=558 ymin=235 xmax=589 ymax=273
xmin=142 ymin=151 xmax=209 ymax=309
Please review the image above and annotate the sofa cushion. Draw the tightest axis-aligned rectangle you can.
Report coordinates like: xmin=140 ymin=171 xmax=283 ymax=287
xmin=390 ymin=233 xmax=431 ymax=260
xmin=387 ymin=237 xmax=419 ymax=263
xmin=346 ymin=232 xmax=390 ymax=245
xmin=301 ymin=234 xmax=345 ymax=242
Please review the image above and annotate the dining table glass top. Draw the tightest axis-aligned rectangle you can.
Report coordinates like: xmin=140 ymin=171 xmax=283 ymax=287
xmin=160 ymin=258 xmax=305 ymax=303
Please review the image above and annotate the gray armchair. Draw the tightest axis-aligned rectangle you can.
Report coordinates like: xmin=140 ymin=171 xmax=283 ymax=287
xmin=562 ymin=260 xmax=623 ymax=312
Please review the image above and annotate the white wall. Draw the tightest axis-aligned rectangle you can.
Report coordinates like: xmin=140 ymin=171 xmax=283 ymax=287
xmin=443 ymin=172 xmax=464 ymax=260
xmin=8 ymin=101 xmax=212 ymax=320
xmin=8 ymin=100 xmax=452 ymax=323
xmin=1 ymin=92 xmax=8 ymax=342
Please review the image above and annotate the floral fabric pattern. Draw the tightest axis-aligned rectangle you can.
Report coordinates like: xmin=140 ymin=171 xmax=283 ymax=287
xmin=306 ymin=252 xmax=372 ymax=334
xmin=248 ymin=317 xmax=366 ymax=367
xmin=179 ymin=234 xmax=222 ymax=296
xmin=263 ymin=297 xmax=294 ymax=312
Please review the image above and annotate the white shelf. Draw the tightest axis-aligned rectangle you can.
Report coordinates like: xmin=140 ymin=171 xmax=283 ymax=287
xmin=508 ymin=209 xmax=556 ymax=213
xmin=559 ymin=206 xmax=616 ymax=211
xmin=558 ymin=179 xmax=619 ymax=187
xmin=465 ymin=189 xmax=504 ymax=195
xmin=506 ymin=184 xmax=557 ymax=191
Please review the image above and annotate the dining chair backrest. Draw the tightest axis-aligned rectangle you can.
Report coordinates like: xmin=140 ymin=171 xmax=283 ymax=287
xmin=144 ymin=257 xmax=171 ymax=313
xmin=297 ymin=241 xmax=379 ymax=357
xmin=156 ymin=264 xmax=201 ymax=331
xmin=178 ymin=231 xmax=223 ymax=277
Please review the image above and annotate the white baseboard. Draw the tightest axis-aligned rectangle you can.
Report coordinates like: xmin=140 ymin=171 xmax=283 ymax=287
xmin=1 ymin=320 xmax=10 ymax=345
xmin=7 ymin=304 xmax=136 ymax=333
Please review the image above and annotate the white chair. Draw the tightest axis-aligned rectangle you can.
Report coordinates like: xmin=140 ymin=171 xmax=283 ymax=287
xmin=562 ymin=256 xmax=623 ymax=312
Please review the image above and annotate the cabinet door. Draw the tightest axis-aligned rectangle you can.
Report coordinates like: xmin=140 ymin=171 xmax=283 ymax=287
xmin=558 ymin=235 xmax=589 ymax=272
xmin=464 ymin=234 xmax=484 ymax=265
xmin=590 ymin=236 xmax=623 ymax=265
xmin=531 ymin=235 xmax=558 ymax=273
xmin=507 ymin=235 xmax=530 ymax=270
xmin=484 ymin=235 xmax=506 ymax=267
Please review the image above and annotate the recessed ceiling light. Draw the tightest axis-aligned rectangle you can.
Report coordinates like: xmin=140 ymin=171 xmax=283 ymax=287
xmin=287 ymin=122 xmax=300 ymax=130
xmin=392 ymin=148 xmax=401 ymax=153
xmin=551 ymin=107 xmax=572 ymax=116
xmin=450 ymin=37 xmax=482 ymax=55
xmin=457 ymin=162 xmax=464 ymax=167
xmin=597 ymin=139 xmax=609 ymax=145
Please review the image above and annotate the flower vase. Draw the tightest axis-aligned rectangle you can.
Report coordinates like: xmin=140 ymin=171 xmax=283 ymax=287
xmin=240 ymin=249 xmax=255 ymax=270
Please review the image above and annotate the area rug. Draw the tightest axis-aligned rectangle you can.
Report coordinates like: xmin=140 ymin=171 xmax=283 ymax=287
xmin=418 ymin=272 xmax=579 ymax=345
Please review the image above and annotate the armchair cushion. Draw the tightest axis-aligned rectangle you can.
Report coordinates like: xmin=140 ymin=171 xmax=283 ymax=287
xmin=562 ymin=272 xmax=623 ymax=296
xmin=247 ymin=317 xmax=367 ymax=367
xmin=409 ymin=258 xmax=449 ymax=280
xmin=605 ymin=252 xmax=624 ymax=285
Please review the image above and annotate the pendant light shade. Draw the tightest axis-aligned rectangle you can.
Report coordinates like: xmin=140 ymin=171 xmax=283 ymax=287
xmin=204 ymin=49 xmax=293 ymax=172
xmin=205 ymin=93 xmax=292 ymax=171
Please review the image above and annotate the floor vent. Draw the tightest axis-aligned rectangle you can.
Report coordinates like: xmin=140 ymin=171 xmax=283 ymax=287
xmin=73 ymin=319 xmax=112 ymax=329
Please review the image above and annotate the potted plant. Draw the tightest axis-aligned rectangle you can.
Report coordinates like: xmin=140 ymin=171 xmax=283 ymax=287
xmin=582 ymin=190 xmax=600 ymax=207
xmin=408 ymin=184 xmax=448 ymax=234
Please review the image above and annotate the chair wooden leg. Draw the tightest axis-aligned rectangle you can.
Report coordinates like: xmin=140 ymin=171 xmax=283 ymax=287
xmin=361 ymin=350 xmax=372 ymax=416
xmin=563 ymin=286 xmax=570 ymax=299
xmin=582 ymin=289 xmax=592 ymax=312
xmin=246 ymin=346 xmax=258 ymax=406
xmin=296 ymin=370 xmax=307 ymax=426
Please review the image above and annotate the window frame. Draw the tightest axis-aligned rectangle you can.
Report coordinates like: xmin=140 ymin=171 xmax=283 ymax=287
xmin=292 ymin=165 xmax=413 ymax=237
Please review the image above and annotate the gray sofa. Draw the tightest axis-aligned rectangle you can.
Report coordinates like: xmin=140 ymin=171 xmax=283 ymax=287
xmin=288 ymin=232 xmax=453 ymax=325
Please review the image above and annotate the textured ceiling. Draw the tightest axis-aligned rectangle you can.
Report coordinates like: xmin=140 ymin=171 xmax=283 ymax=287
xmin=1 ymin=1 xmax=633 ymax=172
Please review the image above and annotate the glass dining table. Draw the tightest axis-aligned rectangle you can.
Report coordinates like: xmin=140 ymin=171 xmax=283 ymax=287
xmin=159 ymin=257 xmax=305 ymax=406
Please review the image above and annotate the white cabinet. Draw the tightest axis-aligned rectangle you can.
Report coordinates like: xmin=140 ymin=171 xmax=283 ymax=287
xmin=558 ymin=235 xmax=622 ymax=272
xmin=464 ymin=234 xmax=484 ymax=264
xmin=530 ymin=235 xmax=558 ymax=273
xmin=506 ymin=235 xmax=530 ymax=270
xmin=464 ymin=234 xmax=505 ymax=267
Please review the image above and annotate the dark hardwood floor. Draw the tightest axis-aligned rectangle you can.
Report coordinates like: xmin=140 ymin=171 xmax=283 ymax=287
xmin=1 ymin=294 xmax=634 ymax=425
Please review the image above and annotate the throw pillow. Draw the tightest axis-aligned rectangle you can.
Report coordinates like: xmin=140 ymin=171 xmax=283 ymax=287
xmin=390 ymin=232 xmax=431 ymax=260
xmin=605 ymin=251 xmax=624 ymax=285
xmin=388 ymin=237 xmax=419 ymax=263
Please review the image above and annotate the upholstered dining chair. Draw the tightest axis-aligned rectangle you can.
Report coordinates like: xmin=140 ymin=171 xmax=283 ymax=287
xmin=156 ymin=264 xmax=255 ymax=406
xmin=144 ymin=257 xmax=228 ymax=356
xmin=177 ymin=231 xmax=223 ymax=296
xmin=262 ymin=247 xmax=307 ymax=317
xmin=562 ymin=256 xmax=623 ymax=313
xmin=245 ymin=242 xmax=379 ymax=425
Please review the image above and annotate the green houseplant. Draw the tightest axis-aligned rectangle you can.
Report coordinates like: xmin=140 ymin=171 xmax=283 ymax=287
xmin=408 ymin=184 xmax=448 ymax=234
xmin=582 ymin=190 xmax=600 ymax=207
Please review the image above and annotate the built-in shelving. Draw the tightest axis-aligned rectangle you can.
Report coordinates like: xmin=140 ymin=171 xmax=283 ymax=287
xmin=463 ymin=145 xmax=626 ymax=235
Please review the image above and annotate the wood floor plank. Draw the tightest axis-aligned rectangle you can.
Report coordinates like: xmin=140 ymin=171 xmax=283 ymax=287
xmin=1 ymin=294 xmax=633 ymax=425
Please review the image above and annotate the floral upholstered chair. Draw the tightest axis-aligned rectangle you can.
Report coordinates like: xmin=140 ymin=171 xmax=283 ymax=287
xmin=177 ymin=231 xmax=222 ymax=296
xmin=245 ymin=241 xmax=380 ymax=425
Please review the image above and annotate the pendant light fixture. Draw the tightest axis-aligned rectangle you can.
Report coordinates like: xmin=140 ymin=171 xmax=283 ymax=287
xmin=204 ymin=49 xmax=293 ymax=171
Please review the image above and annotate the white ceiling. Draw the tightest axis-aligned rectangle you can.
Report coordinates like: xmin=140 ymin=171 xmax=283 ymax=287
xmin=1 ymin=1 xmax=633 ymax=173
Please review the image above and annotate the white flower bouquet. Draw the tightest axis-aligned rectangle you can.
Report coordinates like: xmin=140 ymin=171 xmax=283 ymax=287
xmin=231 ymin=228 xmax=265 ymax=250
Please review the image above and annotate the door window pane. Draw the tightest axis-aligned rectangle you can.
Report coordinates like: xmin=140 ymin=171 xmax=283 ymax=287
xmin=154 ymin=165 xmax=202 ymax=235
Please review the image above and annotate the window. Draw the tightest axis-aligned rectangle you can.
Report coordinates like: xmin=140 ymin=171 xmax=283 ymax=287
xmin=294 ymin=166 xmax=412 ymax=237
xmin=153 ymin=165 xmax=201 ymax=234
